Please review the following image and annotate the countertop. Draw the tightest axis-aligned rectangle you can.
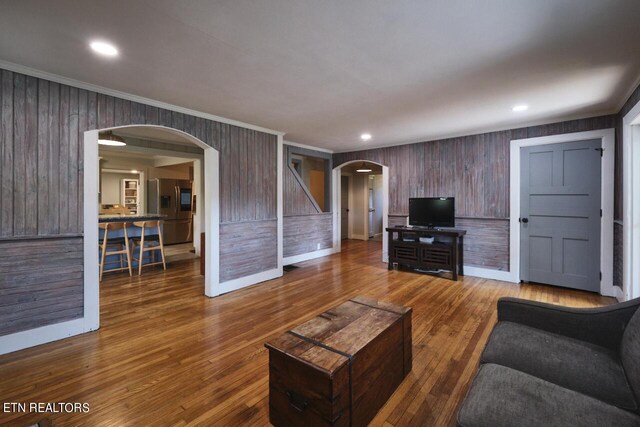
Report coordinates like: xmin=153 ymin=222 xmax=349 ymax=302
xmin=98 ymin=214 xmax=167 ymax=223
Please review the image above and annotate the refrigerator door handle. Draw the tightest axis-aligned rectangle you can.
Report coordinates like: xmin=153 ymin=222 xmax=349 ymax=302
xmin=175 ymin=186 xmax=179 ymax=215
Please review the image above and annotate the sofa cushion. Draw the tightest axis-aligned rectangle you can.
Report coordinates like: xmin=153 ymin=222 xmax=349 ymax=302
xmin=622 ymin=306 xmax=640 ymax=403
xmin=457 ymin=364 xmax=640 ymax=427
xmin=481 ymin=321 xmax=636 ymax=411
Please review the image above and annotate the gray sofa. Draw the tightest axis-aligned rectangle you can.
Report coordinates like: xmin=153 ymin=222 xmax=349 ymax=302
xmin=457 ymin=297 xmax=640 ymax=427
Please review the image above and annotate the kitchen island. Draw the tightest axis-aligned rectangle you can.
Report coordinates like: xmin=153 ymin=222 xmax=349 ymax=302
xmin=98 ymin=214 xmax=167 ymax=223
xmin=99 ymin=214 xmax=166 ymax=273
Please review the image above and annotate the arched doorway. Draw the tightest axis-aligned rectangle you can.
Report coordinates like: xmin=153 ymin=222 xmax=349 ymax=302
xmin=332 ymin=160 xmax=389 ymax=263
xmin=83 ymin=125 xmax=220 ymax=331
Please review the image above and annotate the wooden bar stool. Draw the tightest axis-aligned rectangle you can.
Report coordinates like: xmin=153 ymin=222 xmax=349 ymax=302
xmin=99 ymin=222 xmax=133 ymax=281
xmin=130 ymin=220 xmax=166 ymax=275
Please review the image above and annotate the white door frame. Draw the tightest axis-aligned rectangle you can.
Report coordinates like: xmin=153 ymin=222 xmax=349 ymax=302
xmin=623 ymin=100 xmax=640 ymax=301
xmin=332 ymin=161 xmax=389 ymax=262
xmin=509 ymin=129 xmax=616 ymax=297
xmin=84 ymin=125 xmax=221 ymax=331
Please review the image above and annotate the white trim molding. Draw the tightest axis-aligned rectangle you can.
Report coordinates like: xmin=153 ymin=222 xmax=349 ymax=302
xmin=283 ymin=139 xmax=333 ymax=154
xmin=277 ymin=136 xmax=284 ymax=277
xmin=0 ymin=318 xmax=86 ymax=355
xmin=0 ymin=60 xmax=284 ymax=137
xmin=332 ymin=161 xmax=389 ymax=263
xmin=283 ymin=247 xmax=339 ymax=265
xmin=509 ymin=129 xmax=615 ymax=295
xmin=464 ymin=266 xmax=514 ymax=283
xmin=623 ymin=99 xmax=640 ymax=301
xmin=219 ymin=268 xmax=281 ymax=294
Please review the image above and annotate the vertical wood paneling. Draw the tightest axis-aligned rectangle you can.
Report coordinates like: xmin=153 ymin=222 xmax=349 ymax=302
xmin=334 ymin=115 xmax=617 ymax=219
xmin=47 ymin=82 xmax=60 ymax=234
xmin=58 ymin=84 xmax=70 ymax=233
xmin=462 ymin=136 xmax=482 ymax=217
xmin=131 ymin=101 xmax=145 ymax=124
xmin=158 ymin=107 xmax=171 ymax=128
xmin=171 ymin=111 xmax=184 ymax=131
xmin=145 ymin=105 xmax=159 ymax=125
xmin=1 ymin=71 xmax=14 ymax=236
xmin=334 ymin=115 xmax=617 ymax=271
xmin=238 ymin=127 xmax=247 ymax=221
xmin=0 ymin=68 xmax=280 ymax=339
xmin=97 ymin=93 xmax=114 ymax=129
xmin=24 ymin=76 xmax=38 ymax=236
xmin=67 ymin=86 xmax=79 ymax=234
xmin=77 ymin=89 xmax=88 ymax=231
xmin=114 ymin=98 xmax=131 ymax=127
xmin=283 ymin=145 xmax=318 ymax=216
xmin=183 ymin=114 xmax=195 ymax=136
xmin=12 ymin=73 xmax=26 ymax=236
xmin=423 ymin=140 xmax=440 ymax=197
xmin=36 ymin=78 xmax=49 ymax=235
xmin=195 ymin=117 xmax=206 ymax=144
xmin=246 ymin=130 xmax=256 ymax=220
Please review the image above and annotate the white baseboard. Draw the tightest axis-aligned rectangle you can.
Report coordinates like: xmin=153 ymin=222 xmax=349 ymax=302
xmin=613 ymin=285 xmax=625 ymax=302
xmin=219 ymin=268 xmax=282 ymax=294
xmin=0 ymin=318 xmax=89 ymax=356
xmin=350 ymin=234 xmax=367 ymax=241
xmin=283 ymin=247 xmax=337 ymax=265
xmin=464 ymin=266 xmax=518 ymax=283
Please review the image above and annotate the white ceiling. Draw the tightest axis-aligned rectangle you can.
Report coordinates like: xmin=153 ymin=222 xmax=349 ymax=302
xmin=1 ymin=0 xmax=639 ymax=151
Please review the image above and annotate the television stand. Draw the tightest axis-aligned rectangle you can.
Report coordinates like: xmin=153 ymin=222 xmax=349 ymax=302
xmin=387 ymin=226 xmax=466 ymax=280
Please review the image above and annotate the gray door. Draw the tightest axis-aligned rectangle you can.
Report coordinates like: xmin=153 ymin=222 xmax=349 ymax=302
xmin=520 ymin=139 xmax=601 ymax=292
xmin=341 ymin=176 xmax=349 ymax=239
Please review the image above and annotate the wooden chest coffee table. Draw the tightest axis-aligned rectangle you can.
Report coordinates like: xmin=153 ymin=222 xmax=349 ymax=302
xmin=265 ymin=296 xmax=412 ymax=427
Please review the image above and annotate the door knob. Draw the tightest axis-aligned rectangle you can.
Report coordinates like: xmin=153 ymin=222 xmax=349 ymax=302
xmin=520 ymin=218 xmax=529 ymax=223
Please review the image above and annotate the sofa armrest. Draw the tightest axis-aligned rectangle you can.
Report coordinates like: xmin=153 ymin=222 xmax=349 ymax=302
xmin=497 ymin=297 xmax=640 ymax=351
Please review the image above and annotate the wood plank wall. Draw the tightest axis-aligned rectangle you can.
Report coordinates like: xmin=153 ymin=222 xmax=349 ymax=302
xmin=283 ymin=144 xmax=333 ymax=258
xmin=220 ymin=220 xmax=278 ymax=282
xmin=283 ymin=146 xmax=319 ymax=216
xmin=0 ymin=237 xmax=83 ymax=335
xmin=283 ymin=214 xmax=333 ymax=258
xmin=334 ymin=115 xmax=617 ymax=271
xmin=387 ymin=216 xmax=509 ymax=270
xmin=0 ymin=68 xmax=278 ymax=336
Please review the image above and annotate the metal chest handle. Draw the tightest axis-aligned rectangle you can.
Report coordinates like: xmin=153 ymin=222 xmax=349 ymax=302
xmin=286 ymin=390 xmax=309 ymax=412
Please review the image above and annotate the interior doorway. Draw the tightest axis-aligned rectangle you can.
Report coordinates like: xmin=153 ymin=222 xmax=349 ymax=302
xmin=333 ymin=160 xmax=389 ymax=262
xmin=341 ymin=175 xmax=350 ymax=239
xmin=519 ymin=140 xmax=602 ymax=292
xmin=510 ymin=129 xmax=615 ymax=297
xmin=83 ymin=125 xmax=220 ymax=331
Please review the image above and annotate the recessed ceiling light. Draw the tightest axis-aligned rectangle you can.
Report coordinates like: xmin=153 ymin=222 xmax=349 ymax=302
xmin=360 ymin=133 xmax=372 ymax=141
xmin=90 ymin=41 xmax=119 ymax=57
xmin=512 ymin=104 xmax=528 ymax=112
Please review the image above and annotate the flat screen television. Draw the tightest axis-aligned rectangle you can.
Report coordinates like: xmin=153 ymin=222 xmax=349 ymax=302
xmin=409 ymin=197 xmax=455 ymax=228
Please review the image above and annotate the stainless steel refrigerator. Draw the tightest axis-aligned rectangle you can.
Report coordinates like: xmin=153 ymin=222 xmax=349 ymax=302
xmin=147 ymin=179 xmax=193 ymax=245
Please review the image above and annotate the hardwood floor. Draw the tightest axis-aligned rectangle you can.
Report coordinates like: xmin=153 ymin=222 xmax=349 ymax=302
xmin=0 ymin=240 xmax=614 ymax=427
